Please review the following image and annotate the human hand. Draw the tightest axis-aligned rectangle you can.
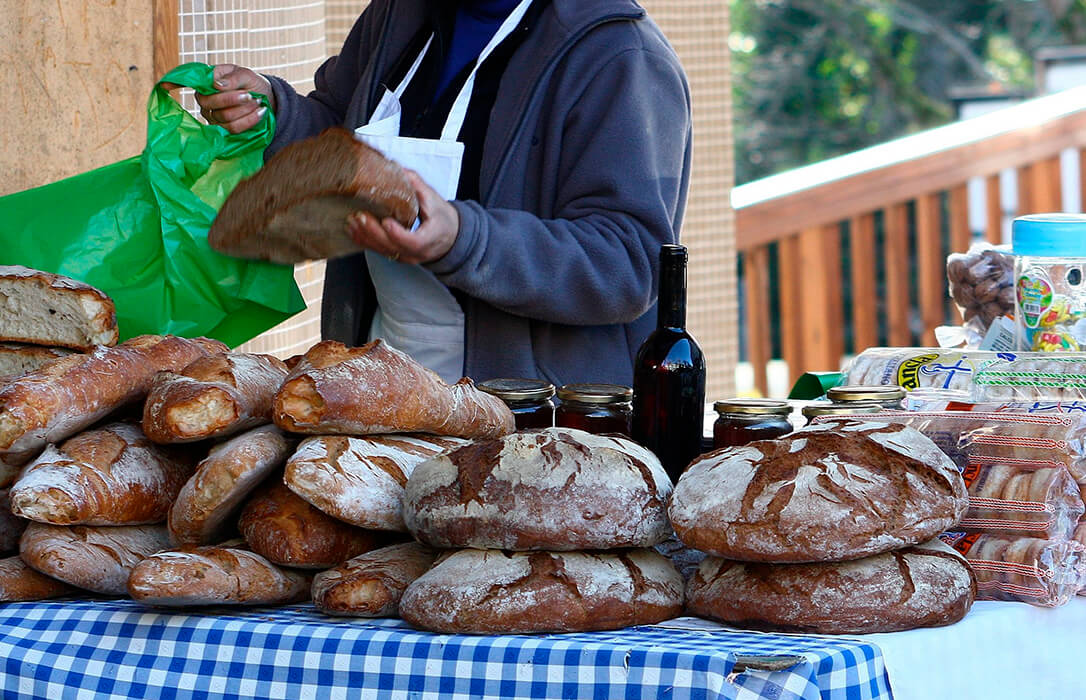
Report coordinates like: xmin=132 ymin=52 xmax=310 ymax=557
xmin=161 ymin=64 xmax=275 ymax=134
xmin=346 ymin=171 xmax=460 ymax=265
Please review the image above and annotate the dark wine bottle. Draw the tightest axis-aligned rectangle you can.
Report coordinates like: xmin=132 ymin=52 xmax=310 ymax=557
xmin=632 ymin=244 xmax=707 ymax=484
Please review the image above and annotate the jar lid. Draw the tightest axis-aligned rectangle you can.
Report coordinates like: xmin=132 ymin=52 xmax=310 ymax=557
xmin=714 ymin=398 xmax=792 ymax=416
xmin=478 ymin=378 xmax=556 ymax=402
xmin=557 ymin=383 xmax=632 ymax=404
xmin=825 ymin=385 xmax=905 ymax=403
xmin=801 ymin=403 xmax=883 ymax=419
xmin=1012 ymin=213 xmax=1086 ymax=257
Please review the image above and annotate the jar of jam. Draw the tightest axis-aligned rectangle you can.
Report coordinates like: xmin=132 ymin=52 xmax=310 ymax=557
xmin=712 ymin=399 xmax=793 ymax=449
xmin=825 ymin=385 xmax=906 ymax=410
xmin=555 ymin=383 xmax=632 ymax=436
xmin=477 ymin=378 xmax=556 ymax=430
xmin=801 ymin=402 xmax=884 ymax=425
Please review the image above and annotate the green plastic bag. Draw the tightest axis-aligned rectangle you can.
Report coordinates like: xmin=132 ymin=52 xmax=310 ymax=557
xmin=0 ymin=63 xmax=305 ymax=347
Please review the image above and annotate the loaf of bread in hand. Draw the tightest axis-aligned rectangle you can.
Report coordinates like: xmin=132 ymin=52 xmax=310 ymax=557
xmin=208 ymin=127 xmax=419 ymax=264
xmin=285 ymin=434 xmax=468 ymax=531
xmin=686 ymin=539 xmax=976 ymax=634
xmin=0 ymin=266 xmax=118 ymax=350
xmin=128 ymin=545 xmax=311 ymax=606
xmin=403 ymin=427 xmax=673 ymax=551
xmin=0 ymin=555 xmax=74 ymax=602
xmin=0 ymin=334 xmax=227 ymax=464
xmin=10 ymin=422 xmax=197 ymax=526
xmin=400 ymin=548 xmax=684 ymax=634
xmin=20 ymin=522 xmax=171 ymax=595
xmin=142 ymin=352 xmax=289 ymax=443
xmin=273 ymin=339 xmax=514 ymax=439
xmin=239 ymin=479 xmax=385 ymax=569
xmin=0 ymin=343 xmax=72 ymax=381
xmin=669 ymin=419 xmax=968 ymax=563
xmin=312 ymin=541 xmax=437 ymax=617
xmin=168 ymin=425 xmax=293 ymax=545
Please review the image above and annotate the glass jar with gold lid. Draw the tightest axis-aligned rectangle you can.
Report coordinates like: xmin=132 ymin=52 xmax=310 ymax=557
xmin=825 ymin=385 xmax=906 ymax=410
xmin=713 ymin=398 xmax=793 ymax=449
xmin=801 ymin=402 xmax=884 ymax=425
xmin=478 ymin=378 xmax=556 ymax=430
xmin=555 ymin=383 xmax=632 ymax=436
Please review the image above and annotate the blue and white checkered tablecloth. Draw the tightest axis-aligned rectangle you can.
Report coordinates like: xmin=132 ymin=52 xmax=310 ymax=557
xmin=0 ymin=600 xmax=892 ymax=700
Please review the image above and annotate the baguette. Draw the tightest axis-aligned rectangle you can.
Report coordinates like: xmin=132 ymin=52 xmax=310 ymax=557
xmin=128 ymin=545 xmax=311 ymax=606
xmin=20 ymin=522 xmax=171 ymax=595
xmin=239 ymin=480 xmax=385 ymax=569
xmin=0 ymin=334 xmax=227 ymax=464
xmin=10 ymin=422 xmax=197 ymax=526
xmin=312 ymin=542 xmax=437 ymax=617
xmin=0 ymin=555 xmax=74 ymax=602
xmin=0 ymin=265 xmax=118 ymax=350
xmin=273 ymin=339 xmax=514 ymax=439
xmin=284 ymin=434 xmax=468 ymax=531
xmin=168 ymin=425 xmax=293 ymax=545
xmin=0 ymin=343 xmax=72 ymax=380
xmin=142 ymin=352 xmax=289 ymax=443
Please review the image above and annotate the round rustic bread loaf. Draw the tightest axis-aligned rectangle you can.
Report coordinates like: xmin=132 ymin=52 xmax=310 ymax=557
xmin=402 ymin=427 xmax=673 ymax=551
xmin=669 ymin=418 xmax=968 ymax=563
xmin=399 ymin=548 xmax=684 ymax=634
xmin=686 ymin=539 xmax=976 ymax=634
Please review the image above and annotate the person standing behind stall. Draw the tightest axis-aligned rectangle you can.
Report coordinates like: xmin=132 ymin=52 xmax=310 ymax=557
xmin=184 ymin=0 xmax=692 ymax=388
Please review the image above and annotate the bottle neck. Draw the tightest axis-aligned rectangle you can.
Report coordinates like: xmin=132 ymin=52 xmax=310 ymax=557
xmin=657 ymin=248 xmax=687 ymax=330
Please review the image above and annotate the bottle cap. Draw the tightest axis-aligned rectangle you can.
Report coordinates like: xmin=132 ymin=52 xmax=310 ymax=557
xmin=801 ymin=403 xmax=884 ymax=420
xmin=713 ymin=398 xmax=792 ymax=416
xmin=825 ymin=385 xmax=906 ymax=403
xmin=557 ymin=383 xmax=633 ymax=405
xmin=478 ymin=378 xmax=555 ymax=402
xmin=1012 ymin=213 xmax=1086 ymax=257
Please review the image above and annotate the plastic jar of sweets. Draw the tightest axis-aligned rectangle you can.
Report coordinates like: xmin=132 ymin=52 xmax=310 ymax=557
xmin=555 ymin=383 xmax=632 ymax=436
xmin=1012 ymin=214 xmax=1086 ymax=352
xmin=477 ymin=378 xmax=556 ymax=430
xmin=712 ymin=399 xmax=793 ymax=449
xmin=825 ymin=385 xmax=906 ymax=410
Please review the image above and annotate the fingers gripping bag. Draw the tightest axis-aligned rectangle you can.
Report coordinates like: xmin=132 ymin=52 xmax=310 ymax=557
xmin=812 ymin=411 xmax=1085 ymax=541
xmin=0 ymin=63 xmax=305 ymax=346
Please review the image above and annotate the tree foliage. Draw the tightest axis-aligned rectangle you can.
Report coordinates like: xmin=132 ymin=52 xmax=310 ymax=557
xmin=732 ymin=0 xmax=1086 ymax=184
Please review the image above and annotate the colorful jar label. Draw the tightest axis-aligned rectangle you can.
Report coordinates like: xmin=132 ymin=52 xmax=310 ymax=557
xmin=1017 ymin=268 xmax=1053 ymax=329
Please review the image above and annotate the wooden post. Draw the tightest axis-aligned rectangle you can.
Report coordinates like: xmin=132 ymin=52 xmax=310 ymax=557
xmin=948 ymin=185 xmax=972 ymax=323
xmin=153 ymin=0 xmax=180 ymax=80
xmin=985 ymin=174 xmax=1003 ymax=245
xmin=884 ymin=203 xmax=912 ymax=347
xmin=742 ymin=248 xmax=771 ymax=397
xmin=849 ymin=213 xmax=878 ymax=353
xmin=778 ymin=235 xmax=804 ymax=386
xmin=798 ymin=224 xmax=844 ymax=372
xmin=916 ymin=193 xmax=944 ymax=345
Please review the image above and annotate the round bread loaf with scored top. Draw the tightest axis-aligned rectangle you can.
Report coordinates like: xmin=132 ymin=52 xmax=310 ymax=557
xmin=669 ymin=418 xmax=968 ymax=563
xmin=399 ymin=548 xmax=684 ymax=634
xmin=402 ymin=427 xmax=673 ymax=551
xmin=686 ymin=539 xmax=976 ymax=634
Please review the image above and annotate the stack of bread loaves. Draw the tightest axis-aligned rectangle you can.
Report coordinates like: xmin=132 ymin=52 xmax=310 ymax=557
xmin=669 ymin=418 xmax=976 ymax=634
xmin=369 ymin=426 xmax=686 ymax=634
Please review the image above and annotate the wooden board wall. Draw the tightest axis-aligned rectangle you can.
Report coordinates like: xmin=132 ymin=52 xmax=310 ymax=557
xmin=0 ymin=1 xmax=156 ymax=196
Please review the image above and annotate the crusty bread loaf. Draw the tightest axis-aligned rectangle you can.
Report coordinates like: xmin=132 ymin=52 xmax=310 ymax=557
xmin=0 ymin=555 xmax=74 ymax=602
xmin=239 ymin=480 xmax=385 ymax=569
xmin=10 ymin=422 xmax=196 ymax=526
xmin=669 ymin=419 xmax=968 ymax=563
xmin=312 ymin=541 xmax=437 ymax=617
xmin=400 ymin=548 xmax=684 ymax=634
xmin=0 ymin=490 xmax=26 ymax=554
xmin=0 ymin=266 xmax=118 ymax=350
xmin=20 ymin=522 xmax=171 ymax=595
xmin=0 ymin=334 xmax=227 ymax=464
xmin=403 ymin=427 xmax=673 ymax=551
xmin=168 ymin=425 xmax=293 ymax=545
xmin=285 ymin=434 xmax=468 ymax=531
xmin=142 ymin=352 xmax=289 ymax=444
xmin=686 ymin=540 xmax=976 ymax=634
xmin=208 ymin=127 xmax=419 ymax=264
xmin=128 ymin=545 xmax=311 ymax=606
xmin=0 ymin=343 xmax=73 ymax=380
xmin=273 ymin=339 xmax=514 ymax=439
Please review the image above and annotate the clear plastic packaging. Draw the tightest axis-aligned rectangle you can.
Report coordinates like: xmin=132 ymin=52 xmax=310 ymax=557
xmin=947 ymin=243 xmax=1014 ymax=344
xmin=940 ymin=532 xmax=1086 ymax=607
xmin=1012 ymin=214 xmax=1086 ymax=352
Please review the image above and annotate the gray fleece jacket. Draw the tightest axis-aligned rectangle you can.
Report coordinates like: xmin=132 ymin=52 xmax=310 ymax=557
xmin=266 ymin=0 xmax=692 ymax=387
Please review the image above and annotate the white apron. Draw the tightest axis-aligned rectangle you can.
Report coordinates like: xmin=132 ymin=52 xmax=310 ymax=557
xmin=355 ymin=0 xmax=533 ymax=383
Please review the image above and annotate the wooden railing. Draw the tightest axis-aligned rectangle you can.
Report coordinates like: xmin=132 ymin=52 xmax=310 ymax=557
xmin=732 ymin=86 xmax=1086 ymax=396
